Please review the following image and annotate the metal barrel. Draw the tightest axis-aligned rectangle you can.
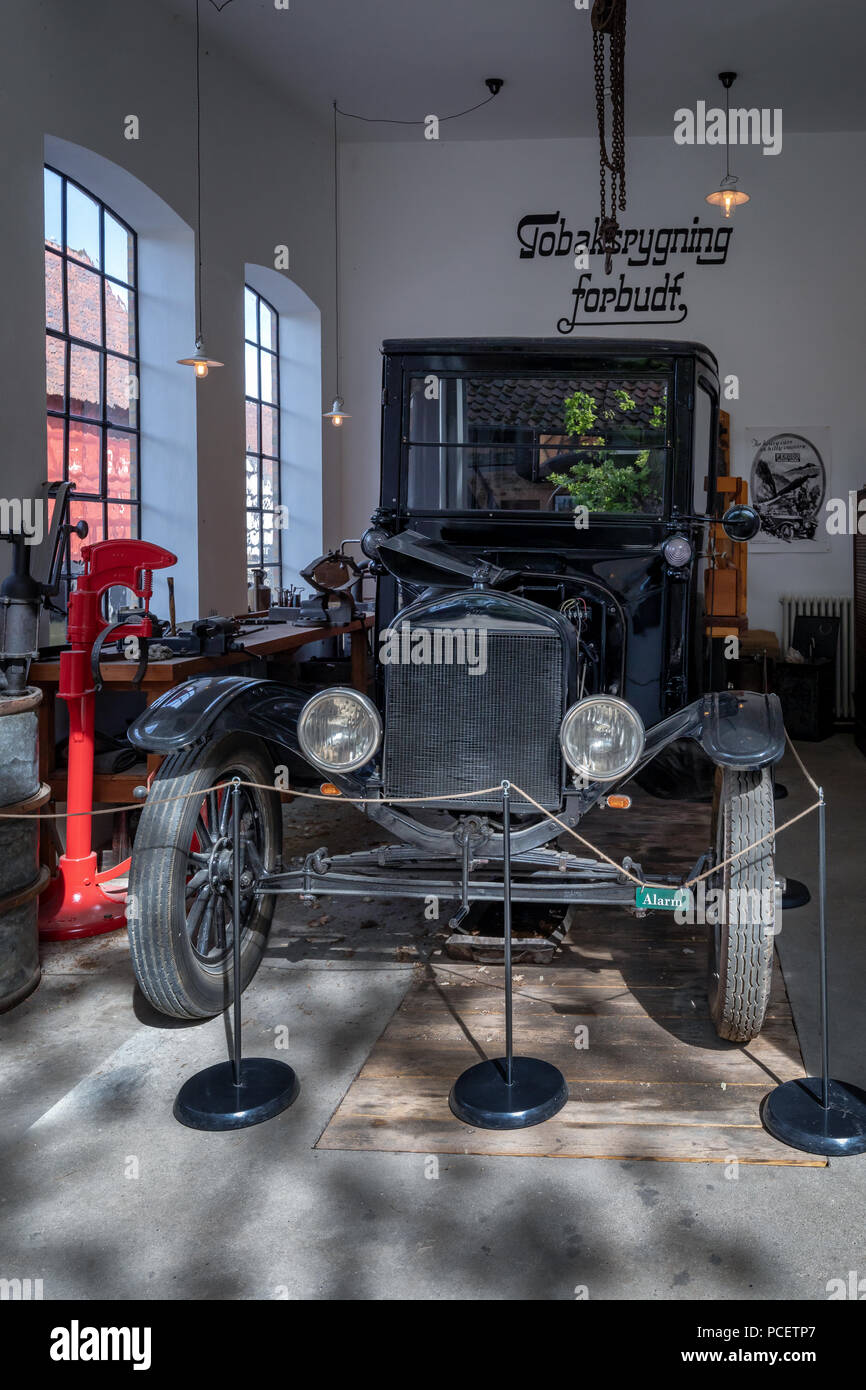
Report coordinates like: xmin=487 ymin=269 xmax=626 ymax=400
xmin=0 ymin=688 xmax=49 ymax=1011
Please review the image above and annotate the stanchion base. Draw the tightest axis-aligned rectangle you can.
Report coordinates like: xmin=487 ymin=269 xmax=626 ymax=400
xmin=781 ymin=877 xmax=811 ymax=910
xmin=763 ymin=1077 xmax=866 ymax=1157
xmin=174 ymin=1058 xmax=299 ymax=1131
xmin=449 ymin=1056 xmax=568 ymax=1130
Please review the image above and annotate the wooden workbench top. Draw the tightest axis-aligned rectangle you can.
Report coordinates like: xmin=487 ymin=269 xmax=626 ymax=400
xmin=30 ymin=614 xmax=373 ymax=686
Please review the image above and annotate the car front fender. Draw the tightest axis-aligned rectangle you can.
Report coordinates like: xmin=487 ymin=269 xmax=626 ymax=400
xmin=694 ymin=690 xmax=785 ymax=770
xmin=127 ymin=674 xmax=308 ymax=760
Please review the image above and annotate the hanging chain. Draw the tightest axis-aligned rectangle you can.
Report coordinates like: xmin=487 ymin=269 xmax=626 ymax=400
xmin=592 ymin=0 xmax=627 ymax=274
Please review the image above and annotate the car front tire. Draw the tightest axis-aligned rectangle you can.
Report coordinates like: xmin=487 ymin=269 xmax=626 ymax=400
xmin=127 ymin=734 xmax=281 ymax=1019
xmin=708 ymin=767 xmax=776 ymax=1042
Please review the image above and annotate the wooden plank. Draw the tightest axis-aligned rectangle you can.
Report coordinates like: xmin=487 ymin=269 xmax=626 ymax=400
xmin=30 ymin=650 xmax=245 ymax=684
xmin=230 ymin=615 xmax=373 ymax=659
xmin=356 ymin=1035 xmax=805 ymax=1086
xmin=403 ymin=988 xmax=791 ymax=1021
xmin=47 ymin=773 xmax=144 ymax=804
xmin=319 ymin=1086 xmax=821 ymax=1165
xmin=317 ymin=946 xmax=816 ymax=1162
xmin=332 ymin=1076 xmax=786 ymax=1125
xmin=425 ymin=960 xmax=791 ymax=1005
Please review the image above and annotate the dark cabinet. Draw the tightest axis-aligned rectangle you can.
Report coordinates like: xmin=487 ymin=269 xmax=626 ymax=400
xmin=856 ymin=486 xmax=866 ymax=754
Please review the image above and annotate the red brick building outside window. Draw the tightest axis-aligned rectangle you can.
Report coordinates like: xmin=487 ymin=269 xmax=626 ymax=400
xmin=244 ymin=285 xmax=281 ymax=585
xmin=44 ymin=166 xmax=140 ymax=579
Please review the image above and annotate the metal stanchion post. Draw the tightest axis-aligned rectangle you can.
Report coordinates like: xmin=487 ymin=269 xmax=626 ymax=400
xmin=449 ymin=781 xmax=568 ymax=1130
xmin=174 ymin=779 xmax=300 ymax=1131
xmin=231 ymin=777 xmax=243 ymax=1088
xmin=763 ymin=787 xmax=866 ymax=1156
xmin=503 ymin=783 xmax=513 ymax=1088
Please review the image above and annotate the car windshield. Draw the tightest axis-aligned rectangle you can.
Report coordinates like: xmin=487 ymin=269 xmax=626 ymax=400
xmin=405 ymin=373 xmax=671 ymax=514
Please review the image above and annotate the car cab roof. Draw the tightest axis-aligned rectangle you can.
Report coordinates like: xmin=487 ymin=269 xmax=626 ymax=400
xmin=382 ymin=337 xmax=719 ymax=373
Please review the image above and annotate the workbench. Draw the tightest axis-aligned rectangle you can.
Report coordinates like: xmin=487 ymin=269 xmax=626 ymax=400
xmin=31 ymin=615 xmax=373 ymax=808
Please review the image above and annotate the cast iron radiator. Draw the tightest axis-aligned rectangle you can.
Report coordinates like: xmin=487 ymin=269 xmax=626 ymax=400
xmin=382 ymin=630 xmax=565 ymax=811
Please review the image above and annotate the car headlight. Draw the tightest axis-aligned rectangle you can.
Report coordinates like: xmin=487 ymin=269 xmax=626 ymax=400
xmin=663 ymin=534 xmax=692 ymax=567
xmin=297 ymin=688 xmax=382 ymax=775
xmin=559 ymin=696 xmax=645 ymax=782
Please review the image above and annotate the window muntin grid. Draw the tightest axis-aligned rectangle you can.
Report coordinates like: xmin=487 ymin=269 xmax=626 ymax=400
xmin=44 ymin=166 xmax=140 ymax=579
xmin=244 ymin=285 xmax=281 ymax=581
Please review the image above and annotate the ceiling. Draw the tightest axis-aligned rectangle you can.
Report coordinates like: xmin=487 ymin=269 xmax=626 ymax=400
xmin=156 ymin=0 xmax=866 ymax=140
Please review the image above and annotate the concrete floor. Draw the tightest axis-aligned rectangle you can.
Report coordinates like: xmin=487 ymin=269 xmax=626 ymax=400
xmin=2 ymin=734 xmax=865 ymax=1300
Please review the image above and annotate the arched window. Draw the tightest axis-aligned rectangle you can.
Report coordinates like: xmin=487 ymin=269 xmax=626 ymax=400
xmin=244 ymin=284 xmax=281 ymax=583
xmin=44 ymin=166 xmax=140 ymax=574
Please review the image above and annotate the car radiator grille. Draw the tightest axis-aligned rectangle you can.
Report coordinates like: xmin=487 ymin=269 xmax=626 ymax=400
xmin=382 ymin=631 xmax=565 ymax=811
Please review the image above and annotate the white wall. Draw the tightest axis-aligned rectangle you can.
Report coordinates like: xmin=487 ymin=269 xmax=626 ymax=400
xmin=0 ymin=0 xmax=339 ymax=618
xmin=338 ymin=130 xmax=866 ymax=635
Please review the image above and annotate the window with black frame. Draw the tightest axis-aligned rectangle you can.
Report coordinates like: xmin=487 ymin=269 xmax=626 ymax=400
xmin=244 ymin=286 xmax=281 ymax=582
xmin=406 ymin=373 xmax=671 ymax=515
xmin=44 ymin=166 xmax=140 ymax=580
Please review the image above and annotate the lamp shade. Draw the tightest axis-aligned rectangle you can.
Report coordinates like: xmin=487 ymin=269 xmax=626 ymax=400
xmin=177 ymin=345 xmax=224 ymax=378
xmin=706 ymin=185 xmax=750 ymax=219
xmin=323 ymin=395 xmax=350 ymax=426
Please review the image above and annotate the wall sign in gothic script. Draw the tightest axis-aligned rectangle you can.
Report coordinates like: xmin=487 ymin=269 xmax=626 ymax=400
xmin=516 ymin=212 xmax=733 ymax=333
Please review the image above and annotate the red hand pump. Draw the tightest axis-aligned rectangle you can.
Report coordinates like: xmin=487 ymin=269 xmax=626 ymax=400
xmin=39 ymin=539 xmax=176 ymax=940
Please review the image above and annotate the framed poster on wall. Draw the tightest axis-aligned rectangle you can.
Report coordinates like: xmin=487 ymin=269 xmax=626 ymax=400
xmin=744 ymin=427 xmax=831 ymax=553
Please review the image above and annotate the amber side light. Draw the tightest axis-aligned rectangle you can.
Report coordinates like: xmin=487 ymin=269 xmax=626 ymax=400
xmin=320 ymin=783 xmax=342 ymax=796
xmin=606 ymin=794 xmax=632 ymax=809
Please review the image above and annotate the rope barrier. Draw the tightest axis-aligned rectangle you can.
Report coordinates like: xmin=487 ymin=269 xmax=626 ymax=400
xmin=506 ymin=782 xmax=820 ymax=892
xmin=785 ymin=729 xmax=822 ymax=797
xmin=0 ymin=782 xmax=506 ymax=820
xmin=0 ymin=731 xmax=824 ymax=894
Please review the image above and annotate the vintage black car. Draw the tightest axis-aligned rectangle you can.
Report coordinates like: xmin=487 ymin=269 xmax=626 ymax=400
xmin=127 ymin=339 xmax=784 ymax=1042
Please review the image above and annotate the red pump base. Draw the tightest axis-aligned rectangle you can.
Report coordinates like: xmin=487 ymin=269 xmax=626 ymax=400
xmin=38 ymin=853 xmax=127 ymax=941
xmin=37 ymin=538 xmax=176 ymax=942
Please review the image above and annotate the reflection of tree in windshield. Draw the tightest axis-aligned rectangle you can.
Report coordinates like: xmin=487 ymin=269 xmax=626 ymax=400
xmin=406 ymin=373 xmax=670 ymax=511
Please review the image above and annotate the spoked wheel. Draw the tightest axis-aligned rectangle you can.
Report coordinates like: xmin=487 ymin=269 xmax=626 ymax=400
xmin=127 ymin=734 xmax=281 ymax=1019
xmin=707 ymin=766 xmax=777 ymax=1042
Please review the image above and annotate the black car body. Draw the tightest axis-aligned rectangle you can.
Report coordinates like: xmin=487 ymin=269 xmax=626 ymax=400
xmin=128 ymin=339 xmax=784 ymax=1039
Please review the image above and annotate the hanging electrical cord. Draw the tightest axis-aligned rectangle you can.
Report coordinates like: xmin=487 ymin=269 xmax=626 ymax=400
xmin=324 ymin=80 xmax=503 ymax=424
xmin=195 ymin=0 xmax=203 ymax=346
xmin=336 ymin=80 xmax=503 ymax=126
xmin=333 ymin=100 xmax=340 ymax=403
xmin=177 ymin=0 xmax=223 ymax=374
xmin=201 ymin=0 xmax=500 ymax=125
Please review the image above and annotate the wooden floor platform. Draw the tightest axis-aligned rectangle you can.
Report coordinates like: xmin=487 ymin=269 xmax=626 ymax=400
xmin=318 ymin=785 xmax=821 ymax=1163
xmin=317 ymin=924 xmax=822 ymax=1165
